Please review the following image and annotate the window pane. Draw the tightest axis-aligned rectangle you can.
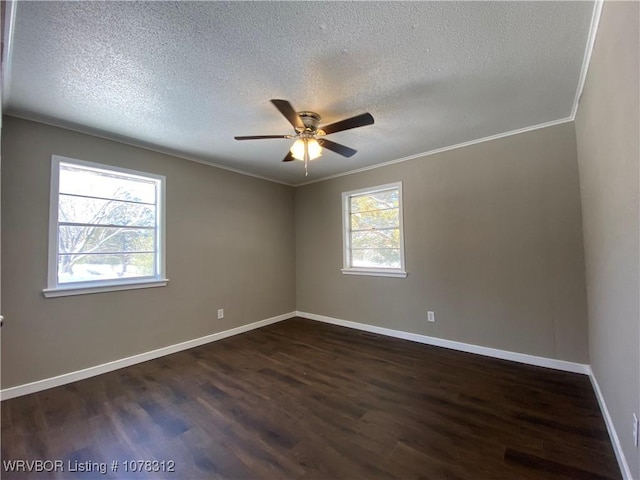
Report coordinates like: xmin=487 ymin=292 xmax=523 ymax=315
xmin=59 ymin=226 xmax=155 ymax=254
xmin=350 ymin=189 xmax=399 ymax=213
xmin=59 ymin=163 xmax=156 ymax=203
xmin=351 ymin=209 xmax=399 ymax=230
xmin=351 ymin=229 xmax=400 ymax=250
xmin=58 ymin=253 xmax=155 ymax=283
xmin=59 ymin=194 xmax=155 ymax=227
xmin=351 ymin=249 xmax=401 ymax=269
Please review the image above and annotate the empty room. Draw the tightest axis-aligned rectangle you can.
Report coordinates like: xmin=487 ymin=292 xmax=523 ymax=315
xmin=1 ymin=1 xmax=638 ymax=479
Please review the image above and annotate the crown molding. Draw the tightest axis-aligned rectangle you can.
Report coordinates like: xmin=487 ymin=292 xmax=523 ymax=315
xmin=5 ymin=112 xmax=295 ymax=187
xmin=2 ymin=0 xmax=604 ymax=189
xmin=294 ymin=117 xmax=573 ymax=187
xmin=571 ymin=0 xmax=604 ymax=120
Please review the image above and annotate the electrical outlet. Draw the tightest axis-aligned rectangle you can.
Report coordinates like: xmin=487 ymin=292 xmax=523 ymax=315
xmin=633 ymin=413 xmax=638 ymax=447
xmin=217 ymin=309 xmax=224 ymax=320
xmin=427 ymin=311 xmax=435 ymax=322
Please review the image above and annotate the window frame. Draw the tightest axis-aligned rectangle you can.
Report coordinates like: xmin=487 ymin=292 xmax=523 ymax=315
xmin=43 ymin=155 xmax=168 ymax=298
xmin=341 ymin=181 xmax=408 ymax=278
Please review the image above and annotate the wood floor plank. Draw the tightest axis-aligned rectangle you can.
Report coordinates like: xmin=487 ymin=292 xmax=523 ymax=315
xmin=1 ymin=317 xmax=621 ymax=479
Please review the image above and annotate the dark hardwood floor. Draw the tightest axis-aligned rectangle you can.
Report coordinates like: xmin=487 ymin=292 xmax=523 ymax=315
xmin=1 ymin=317 xmax=621 ymax=479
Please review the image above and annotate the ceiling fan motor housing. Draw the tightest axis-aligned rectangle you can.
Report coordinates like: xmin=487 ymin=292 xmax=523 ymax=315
xmin=298 ymin=111 xmax=321 ymax=134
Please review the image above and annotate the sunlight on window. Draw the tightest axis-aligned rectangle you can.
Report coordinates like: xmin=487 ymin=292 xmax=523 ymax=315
xmin=51 ymin=158 xmax=164 ymax=287
xmin=45 ymin=156 xmax=166 ymax=296
xmin=349 ymin=189 xmax=401 ymax=268
xmin=342 ymin=182 xmax=406 ymax=277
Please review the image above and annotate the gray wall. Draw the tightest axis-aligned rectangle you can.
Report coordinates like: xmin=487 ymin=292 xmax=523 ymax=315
xmin=1 ymin=116 xmax=296 ymax=388
xmin=296 ymin=122 xmax=589 ymax=363
xmin=575 ymin=1 xmax=640 ymax=477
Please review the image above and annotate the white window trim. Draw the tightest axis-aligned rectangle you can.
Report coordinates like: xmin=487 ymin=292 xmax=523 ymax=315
xmin=44 ymin=155 xmax=169 ymax=298
xmin=341 ymin=181 xmax=407 ymax=278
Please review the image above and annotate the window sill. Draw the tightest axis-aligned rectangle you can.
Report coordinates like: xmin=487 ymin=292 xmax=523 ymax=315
xmin=42 ymin=278 xmax=169 ymax=298
xmin=341 ymin=268 xmax=408 ymax=278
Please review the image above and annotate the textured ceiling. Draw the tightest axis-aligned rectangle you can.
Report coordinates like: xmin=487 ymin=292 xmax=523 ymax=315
xmin=4 ymin=1 xmax=595 ymax=185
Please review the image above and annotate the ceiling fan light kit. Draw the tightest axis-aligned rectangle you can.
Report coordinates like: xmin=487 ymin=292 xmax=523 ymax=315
xmin=235 ymin=99 xmax=374 ymax=176
xmin=290 ymin=137 xmax=322 ymax=162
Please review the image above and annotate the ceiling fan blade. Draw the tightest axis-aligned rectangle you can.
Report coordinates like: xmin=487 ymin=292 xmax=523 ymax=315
xmin=271 ymin=99 xmax=305 ymax=131
xmin=318 ymin=139 xmax=357 ymax=158
xmin=321 ymin=112 xmax=374 ymax=136
xmin=234 ymin=135 xmax=291 ymax=140
xmin=282 ymin=151 xmax=295 ymax=162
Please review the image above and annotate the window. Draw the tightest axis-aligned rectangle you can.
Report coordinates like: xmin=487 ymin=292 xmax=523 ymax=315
xmin=342 ymin=182 xmax=407 ymax=278
xmin=44 ymin=155 xmax=168 ymax=297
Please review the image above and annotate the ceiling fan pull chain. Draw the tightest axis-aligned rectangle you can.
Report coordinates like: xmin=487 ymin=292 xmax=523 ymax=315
xmin=305 ymin=157 xmax=309 ymax=176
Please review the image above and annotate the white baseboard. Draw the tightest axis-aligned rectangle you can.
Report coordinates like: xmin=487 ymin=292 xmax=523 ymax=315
xmin=296 ymin=311 xmax=591 ymax=375
xmin=0 ymin=311 xmax=296 ymax=401
xmin=588 ymin=368 xmax=633 ymax=480
xmin=297 ymin=311 xmax=637 ymax=477
xmin=1 ymin=310 xmax=631 ymax=478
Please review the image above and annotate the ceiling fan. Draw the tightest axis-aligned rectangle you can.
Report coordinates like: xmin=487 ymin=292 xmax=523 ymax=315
xmin=235 ymin=99 xmax=374 ymax=175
